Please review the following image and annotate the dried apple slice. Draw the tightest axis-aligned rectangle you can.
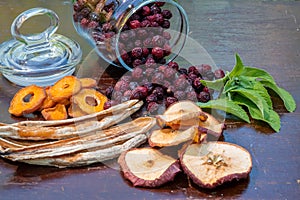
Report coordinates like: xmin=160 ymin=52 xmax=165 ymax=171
xmin=179 ymin=142 xmax=252 ymax=189
xmin=156 ymin=100 xmax=225 ymax=137
xmin=149 ymin=126 xmax=204 ymax=147
xmin=118 ymin=148 xmax=181 ymax=187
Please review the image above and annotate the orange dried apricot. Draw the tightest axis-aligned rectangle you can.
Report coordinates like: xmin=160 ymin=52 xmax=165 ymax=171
xmin=39 ymin=86 xmax=56 ymax=111
xmin=49 ymin=76 xmax=81 ymax=102
xmin=71 ymin=88 xmax=108 ymax=114
xmin=79 ymin=78 xmax=97 ymax=88
xmin=8 ymin=85 xmax=46 ymax=117
xmin=41 ymin=104 xmax=68 ymax=120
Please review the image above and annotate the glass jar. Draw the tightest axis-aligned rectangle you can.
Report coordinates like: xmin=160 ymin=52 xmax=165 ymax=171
xmin=72 ymin=0 xmax=189 ymax=71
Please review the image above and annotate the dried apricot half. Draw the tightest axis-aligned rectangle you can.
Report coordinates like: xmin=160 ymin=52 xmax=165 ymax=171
xmin=71 ymin=88 xmax=108 ymax=114
xmin=8 ymin=85 xmax=46 ymax=117
xmin=49 ymin=76 xmax=81 ymax=102
xmin=41 ymin=104 xmax=68 ymax=120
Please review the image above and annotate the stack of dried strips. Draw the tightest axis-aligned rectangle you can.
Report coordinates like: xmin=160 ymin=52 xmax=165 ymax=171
xmin=118 ymin=101 xmax=252 ymax=189
xmin=0 ymin=99 xmax=157 ymax=167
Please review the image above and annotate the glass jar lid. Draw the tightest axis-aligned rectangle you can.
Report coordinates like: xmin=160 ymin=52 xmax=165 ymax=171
xmin=0 ymin=7 xmax=82 ymax=86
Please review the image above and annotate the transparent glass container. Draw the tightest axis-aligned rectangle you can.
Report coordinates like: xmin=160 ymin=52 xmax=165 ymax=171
xmin=72 ymin=0 xmax=189 ymax=71
xmin=0 ymin=8 xmax=82 ymax=86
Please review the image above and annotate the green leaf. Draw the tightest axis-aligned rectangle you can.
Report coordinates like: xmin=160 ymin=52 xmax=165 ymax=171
xmin=232 ymin=95 xmax=281 ymax=132
xmin=197 ymin=98 xmax=250 ymax=123
xmin=261 ymin=81 xmax=296 ymax=112
xmin=241 ymin=66 xmax=276 ymax=84
xmin=230 ymin=87 xmax=271 ymax=117
xmin=228 ymin=53 xmax=245 ymax=78
xmin=200 ymin=78 xmax=227 ymax=91
xmin=253 ymin=81 xmax=273 ymax=107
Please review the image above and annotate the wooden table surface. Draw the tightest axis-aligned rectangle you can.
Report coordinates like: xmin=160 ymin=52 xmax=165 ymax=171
xmin=0 ymin=0 xmax=299 ymax=199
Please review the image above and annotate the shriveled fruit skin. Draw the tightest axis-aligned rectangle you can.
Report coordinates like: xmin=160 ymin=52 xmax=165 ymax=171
xmin=179 ymin=142 xmax=252 ymax=189
xmin=118 ymin=148 xmax=181 ymax=188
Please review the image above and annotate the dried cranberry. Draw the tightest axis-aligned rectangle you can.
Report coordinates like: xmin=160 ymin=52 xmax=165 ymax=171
xmin=197 ymin=91 xmax=210 ymax=103
xmin=146 ymin=15 xmax=156 ymax=22
xmin=146 ymin=93 xmax=158 ymax=103
xmin=142 ymin=48 xmax=149 ymax=57
xmin=154 ymin=13 xmax=164 ymax=24
xmin=186 ymin=91 xmax=197 ymax=101
xmin=214 ymin=69 xmax=225 ymax=79
xmin=145 ymin=57 xmax=156 ymax=68
xmin=147 ymin=102 xmax=160 ymax=113
xmin=152 ymin=35 xmax=165 ymax=47
xmin=152 ymin=47 xmax=164 ymax=59
xmin=163 ymin=31 xmax=171 ymax=40
xmin=137 ymin=29 xmax=148 ymax=39
xmin=140 ymin=20 xmax=151 ymax=27
xmin=163 ymin=67 xmax=176 ymax=79
xmin=88 ymin=20 xmax=98 ymax=29
xmin=131 ymin=47 xmax=143 ymax=58
xmin=188 ymin=72 xmax=198 ymax=82
xmin=188 ymin=66 xmax=200 ymax=75
xmin=150 ymin=21 xmax=159 ymax=27
xmin=163 ymin=44 xmax=171 ymax=56
xmin=112 ymin=91 xmax=123 ymax=102
xmin=114 ymin=80 xmax=129 ymax=93
xmin=155 ymin=2 xmax=165 ymax=7
xmin=165 ymin=97 xmax=178 ymax=108
xmin=129 ymin=81 xmax=139 ymax=90
xmin=143 ymin=37 xmax=152 ymax=47
xmin=129 ymin=20 xmax=141 ymax=29
xmin=80 ymin=18 xmax=90 ymax=27
xmin=130 ymin=86 xmax=148 ymax=100
xmin=168 ymin=61 xmax=179 ymax=71
xmin=123 ymin=90 xmax=132 ymax=97
xmin=134 ymin=39 xmax=142 ymax=47
xmin=174 ymin=77 xmax=188 ymax=90
xmin=178 ymin=68 xmax=188 ymax=75
xmin=151 ymin=71 xmax=164 ymax=84
xmin=131 ymin=67 xmax=143 ymax=79
xmin=132 ymin=59 xmax=143 ymax=67
xmin=193 ymin=77 xmax=204 ymax=92
xmin=141 ymin=6 xmax=151 ymax=16
xmin=145 ymin=68 xmax=155 ymax=77
xmin=103 ymin=100 xmax=118 ymax=110
xmin=143 ymin=82 xmax=155 ymax=93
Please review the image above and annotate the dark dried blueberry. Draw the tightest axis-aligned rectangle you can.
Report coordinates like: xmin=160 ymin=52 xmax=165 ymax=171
xmin=146 ymin=93 xmax=158 ymax=103
xmin=174 ymin=77 xmax=189 ymax=90
xmin=119 ymin=32 xmax=129 ymax=41
xmin=205 ymin=71 xmax=215 ymax=80
xmin=112 ymin=91 xmax=123 ymax=102
xmin=131 ymin=67 xmax=143 ymax=79
xmin=151 ymin=71 xmax=164 ymax=84
xmin=79 ymin=7 xmax=91 ymax=18
xmin=129 ymin=20 xmax=141 ymax=29
xmin=162 ymin=9 xmax=172 ymax=19
xmin=151 ymin=4 xmax=161 ymax=14
xmin=153 ymin=86 xmax=165 ymax=99
xmin=168 ymin=61 xmax=179 ymax=71
xmin=164 ymin=80 xmax=172 ymax=89
xmin=103 ymin=100 xmax=118 ymax=110
xmin=143 ymin=82 xmax=155 ymax=93
xmin=134 ymin=39 xmax=142 ymax=47
xmin=154 ymin=13 xmax=164 ymax=24
xmin=129 ymin=81 xmax=139 ymax=90
xmin=147 ymin=102 xmax=160 ymax=113
xmin=198 ymin=64 xmax=212 ymax=75
xmin=186 ymin=91 xmax=197 ymax=101
xmin=161 ymin=20 xmax=170 ymax=29
xmin=188 ymin=72 xmax=198 ymax=81
xmin=174 ymin=90 xmax=186 ymax=100
xmin=73 ymin=2 xmax=84 ymax=12
xmin=123 ymin=90 xmax=132 ymax=97
xmin=178 ymin=68 xmax=188 ymax=75
xmin=214 ymin=69 xmax=225 ymax=79
xmin=89 ymin=12 xmax=100 ymax=22
xmin=152 ymin=47 xmax=164 ymax=59
xmin=130 ymin=13 xmax=141 ymax=21
xmin=165 ymin=97 xmax=178 ymax=108
xmin=188 ymin=66 xmax=200 ymax=75
xmin=197 ymin=91 xmax=211 ymax=103
xmin=155 ymin=2 xmax=165 ymax=7
xmin=131 ymin=47 xmax=143 ymax=58
xmin=143 ymin=37 xmax=152 ymax=47
xmin=105 ymin=86 xmax=114 ymax=98
xmin=137 ymin=29 xmax=148 ymax=39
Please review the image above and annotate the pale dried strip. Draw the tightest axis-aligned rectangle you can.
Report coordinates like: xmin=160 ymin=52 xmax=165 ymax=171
xmin=3 ymin=117 xmax=156 ymax=161
xmin=0 ymin=101 xmax=143 ymax=140
xmin=21 ymin=134 xmax=148 ymax=168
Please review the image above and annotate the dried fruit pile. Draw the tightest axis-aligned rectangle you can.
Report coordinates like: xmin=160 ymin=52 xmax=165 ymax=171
xmin=104 ymin=61 xmax=225 ymax=115
xmin=118 ymin=101 xmax=252 ymax=189
xmin=73 ymin=0 xmax=174 ymax=68
xmin=8 ymin=76 xmax=107 ymax=120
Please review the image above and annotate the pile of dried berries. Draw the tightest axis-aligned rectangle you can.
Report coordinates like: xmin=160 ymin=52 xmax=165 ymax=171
xmin=104 ymin=61 xmax=225 ymax=115
xmin=73 ymin=0 xmax=174 ymax=68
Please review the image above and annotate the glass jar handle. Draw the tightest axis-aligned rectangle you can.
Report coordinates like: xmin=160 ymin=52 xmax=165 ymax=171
xmin=11 ymin=7 xmax=59 ymax=46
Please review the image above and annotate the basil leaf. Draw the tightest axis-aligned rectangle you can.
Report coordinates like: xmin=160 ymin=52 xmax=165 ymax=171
xmin=241 ymin=66 xmax=276 ymax=84
xmin=230 ymin=87 xmax=271 ymax=117
xmin=232 ymin=95 xmax=281 ymax=132
xmin=228 ymin=54 xmax=245 ymax=78
xmin=261 ymin=81 xmax=296 ymax=112
xmin=197 ymin=98 xmax=250 ymax=123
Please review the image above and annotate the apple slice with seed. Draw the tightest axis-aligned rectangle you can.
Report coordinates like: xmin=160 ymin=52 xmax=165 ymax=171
xmin=179 ymin=142 xmax=252 ymax=189
xmin=118 ymin=148 xmax=181 ymax=187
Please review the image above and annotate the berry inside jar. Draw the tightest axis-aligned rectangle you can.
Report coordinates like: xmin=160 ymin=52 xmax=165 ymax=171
xmin=72 ymin=0 xmax=188 ymax=70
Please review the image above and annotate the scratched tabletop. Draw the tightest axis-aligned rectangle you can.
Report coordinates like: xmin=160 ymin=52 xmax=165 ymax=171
xmin=0 ymin=0 xmax=299 ymax=199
